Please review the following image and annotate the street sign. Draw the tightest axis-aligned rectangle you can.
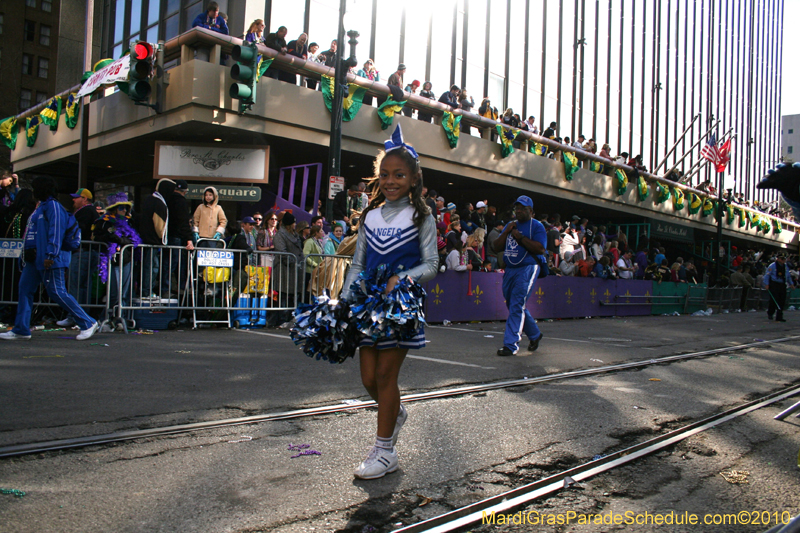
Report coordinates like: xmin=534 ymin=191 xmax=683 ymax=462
xmin=196 ymin=249 xmax=234 ymax=267
xmin=0 ymin=239 xmax=23 ymax=258
xmin=329 ymin=175 xmax=345 ymax=200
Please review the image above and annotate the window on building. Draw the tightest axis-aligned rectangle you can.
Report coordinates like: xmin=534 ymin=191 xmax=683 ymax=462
xmin=26 ymin=0 xmax=36 ymax=7
xmin=790 ymin=129 xmax=795 ymax=134
xmin=20 ymin=89 xmax=32 ymax=110
xmin=790 ymin=146 xmax=794 ymax=155
xmin=24 ymin=20 xmax=35 ymax=41
xmin=40 ymin=25 xmax=50 ymax=46
xmin=42 ymin=0 xmax=52 ymax=12
xmin=22 ymin=54 xmax=33 ymax=75
xmin=38 ymin=57 xmax=49 ymax=78
xmin=36 ymin=92 xmax=48 ymax=104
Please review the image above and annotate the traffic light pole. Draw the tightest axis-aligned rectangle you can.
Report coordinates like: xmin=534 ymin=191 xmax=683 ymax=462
xmin=325 ymin=0 xmax=348 ymax=225
xmin=77 ymin=0 xmax=94 ymax=189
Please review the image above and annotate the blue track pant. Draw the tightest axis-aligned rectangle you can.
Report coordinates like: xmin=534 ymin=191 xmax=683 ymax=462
xmin=502 ymin=264 xmax=541 ymax=352
xmin=13 ymin=263 xmax=94 ymax=336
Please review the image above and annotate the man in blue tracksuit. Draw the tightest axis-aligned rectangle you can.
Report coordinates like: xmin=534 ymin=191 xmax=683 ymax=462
xmin=493 ymin=195 xmax=547 ymax=356
xmin=0 ymin=177 xmax=98 ymax=341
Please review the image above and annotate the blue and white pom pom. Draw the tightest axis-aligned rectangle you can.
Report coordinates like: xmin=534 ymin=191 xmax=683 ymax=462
xmin=348 ymin=264 xmax=427 ymax=343
xmin=290 ymin=291 xmax=359 ymax=364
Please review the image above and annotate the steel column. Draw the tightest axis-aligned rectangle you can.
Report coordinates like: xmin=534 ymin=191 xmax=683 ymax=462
xmin=521 ymin=0 xmax=530 ymax=118
xmin=483 ymin=0 xmax=492 ymax=100
xmin=571 ymin=0 xmax=579 ymax=138
xmin=557 ymin=0 xmax=564 ymax=129
xmin=540 ymin=0 xmax=548 ymax=123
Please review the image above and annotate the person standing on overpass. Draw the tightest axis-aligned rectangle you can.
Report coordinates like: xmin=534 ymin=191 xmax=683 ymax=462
xmin=493 ymin=195 xmax=547 ymax=356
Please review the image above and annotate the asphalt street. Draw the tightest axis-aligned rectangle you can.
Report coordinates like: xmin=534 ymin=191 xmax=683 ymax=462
xmin=0 ymin=312 xmax=798 ymax=532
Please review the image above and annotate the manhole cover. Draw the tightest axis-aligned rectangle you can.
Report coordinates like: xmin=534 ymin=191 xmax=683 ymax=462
xmin=588 ymin=337 xmax=632 ymax=342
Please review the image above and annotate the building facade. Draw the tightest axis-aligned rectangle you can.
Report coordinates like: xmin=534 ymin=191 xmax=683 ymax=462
xmin=102 ymin=0 xmax=783 ymax=204
xmin=0 ymin=0 xmax=103 ymax=169
xmin=781 ymin=114 xmax=799 ymax=164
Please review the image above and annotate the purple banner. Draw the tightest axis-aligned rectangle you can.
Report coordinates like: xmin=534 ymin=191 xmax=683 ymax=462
xmin=423 ymin=271 xmax=652 ymax=323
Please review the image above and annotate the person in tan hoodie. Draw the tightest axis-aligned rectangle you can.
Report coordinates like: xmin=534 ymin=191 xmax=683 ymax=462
xmin=192 ymin=186 xmax=227 ymax=247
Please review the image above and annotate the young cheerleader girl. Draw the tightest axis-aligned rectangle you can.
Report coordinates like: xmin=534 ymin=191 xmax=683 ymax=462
xmin=340 ymin=125 xmax=439 ymax=479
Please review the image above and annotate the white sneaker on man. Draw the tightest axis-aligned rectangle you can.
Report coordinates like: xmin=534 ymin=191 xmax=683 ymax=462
xmin=57 ymin=317 xmax=76 ymax=327
xmin=76 ymin=321 xmax=99 ymax=341
xmin=354 ymin=446 xmax=398 ymax=480
xmin=392 ymin=404 xmax=408 ymax=447
xmin=0 ymin=331 xmax=31 ymax=340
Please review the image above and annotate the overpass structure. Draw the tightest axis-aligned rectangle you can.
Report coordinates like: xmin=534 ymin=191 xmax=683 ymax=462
xmin=7 ymin=28 xmax=797 ymax=251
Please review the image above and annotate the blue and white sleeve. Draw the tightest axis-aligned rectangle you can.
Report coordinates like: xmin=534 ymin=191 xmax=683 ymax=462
xmin=398 ymin=214 xmax=439 ymax=284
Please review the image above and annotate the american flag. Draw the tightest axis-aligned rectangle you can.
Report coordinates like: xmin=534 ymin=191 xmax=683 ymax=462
xmin=700 ymin=134 xmax=720 ymax=165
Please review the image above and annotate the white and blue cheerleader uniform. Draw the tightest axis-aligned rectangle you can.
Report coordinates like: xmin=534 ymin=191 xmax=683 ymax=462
xmin=501 ymin=218 xmax=548 ymax=352
xmin=340 ymin=197 xmax=439 ymax=350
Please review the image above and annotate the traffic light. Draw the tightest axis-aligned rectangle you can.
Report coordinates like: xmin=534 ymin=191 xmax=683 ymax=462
xmin=230 ymin=42 xmax=259 ymax=113
xmin=129 ymin=41 xmax=155 ymax=104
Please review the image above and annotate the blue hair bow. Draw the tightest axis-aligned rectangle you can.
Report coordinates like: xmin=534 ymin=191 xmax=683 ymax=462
xmin=384 ymin=125 xmax=419 ymax=160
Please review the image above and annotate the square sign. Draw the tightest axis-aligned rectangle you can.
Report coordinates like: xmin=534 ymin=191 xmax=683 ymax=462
xmin=329 ymin=175 xmax=345 ymax=200
xmin=196 ymin=249 xmax=234 ymax=267
xmin=0 ymin=239 xmax=23 ymax=258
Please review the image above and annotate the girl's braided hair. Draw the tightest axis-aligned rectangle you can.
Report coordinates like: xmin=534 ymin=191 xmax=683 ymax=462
xmin=360 ymin=146 xmax=431 ymax=227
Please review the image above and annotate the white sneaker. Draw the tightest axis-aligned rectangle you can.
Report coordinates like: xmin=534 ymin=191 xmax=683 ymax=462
xmin=392 ymin=404 xmax=408 ymax=447
xmin=57 ymin=317 xmax=76 ymax=327
xmin=354 ymin=446 xmax=398 ymax=480
xmin=76 ymin=321 xmax=99 ymax=341
xmin=0 ymin=331 xmax=31 ymax=340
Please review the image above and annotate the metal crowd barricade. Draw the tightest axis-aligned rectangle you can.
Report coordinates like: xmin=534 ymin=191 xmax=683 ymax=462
xmin=110 ymin=241 xmax=301 ymax=330
xmin=115 ymin=242 xmax=195 ymax=331
xmin=706 ymin=286 xmax=742 ymax=312
xmin=299 ymin=253 xmax=354 ymax=305
xmin=0 ymin=239 xmax=111 ymax=322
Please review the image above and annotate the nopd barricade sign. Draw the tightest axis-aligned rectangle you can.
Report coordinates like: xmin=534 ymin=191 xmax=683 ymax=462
xmin=0 ymin=239 xmax=23 ymax=258
xmin=196 ymin=249 xmax=234 ymax=267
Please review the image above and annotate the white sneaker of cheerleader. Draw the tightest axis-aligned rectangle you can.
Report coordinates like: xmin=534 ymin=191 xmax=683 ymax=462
xmin=354 ymin=446 xmax=398 ymax=480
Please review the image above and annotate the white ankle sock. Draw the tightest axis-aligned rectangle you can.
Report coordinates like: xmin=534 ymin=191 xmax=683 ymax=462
xmin=375 ymin=436 xmax=393 ymax=451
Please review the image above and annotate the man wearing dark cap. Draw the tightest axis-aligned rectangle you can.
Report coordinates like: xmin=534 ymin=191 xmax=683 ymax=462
xmin=164 ymin=180 xmax=194 ymax=295
xmin=492 ymin=195 xmax=548 ymax=356
xmin=764 ymin=253 xmax=794 ymax=322
xmin=65 ymin=187 xmax=99 ymax=312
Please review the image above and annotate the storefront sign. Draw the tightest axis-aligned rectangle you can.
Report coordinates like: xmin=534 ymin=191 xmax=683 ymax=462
xmin=650 ymin=219 xmax=694 ymax=243
xmin=186 ymin=185 xmax=261 ymax=202
xmin=154 ymin=142 xmax=269 ymax=183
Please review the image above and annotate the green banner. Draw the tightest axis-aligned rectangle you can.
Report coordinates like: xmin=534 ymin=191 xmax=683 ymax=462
xmin=672 ymin=187 xmax=685 ymax=211
xmin=655 ymin=183 xmax=671 ymax=204
xmin=497 ymin=125 xmax=516 ymax=157
xmin=0 ymin=117 xmax=17 ymax=150
xmin=688 ymin=193 xmax=702 ymax=215
xmin=26 ymin=115 xmax=40 ymax=147
xmin=563 ymin=151 xmax=578 ymax=181
xmin=442 ymin=111 xmax=462 ymax=148
xmin=377 ymin=98 xmax=406 ymax=130
xmin=637 ymin=176 xmax=649 ymax=201
xmin=64 ymin=93 xmax=80 ymax=129
xmin=614 ymin=168 xmax=628 ymax=196
xmin=39 ymin=96 xmax=62 ymax=131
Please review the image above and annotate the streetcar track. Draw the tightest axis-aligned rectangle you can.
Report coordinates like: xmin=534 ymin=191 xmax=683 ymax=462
xmin=0 ymin=335 xmax=797 ymax=459
xmin=392 ymin=383 xmax=800 ymax=533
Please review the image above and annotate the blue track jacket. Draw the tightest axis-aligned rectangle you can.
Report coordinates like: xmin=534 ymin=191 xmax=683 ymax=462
xmin=24 ymin=197 xmax=71 ymax=269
